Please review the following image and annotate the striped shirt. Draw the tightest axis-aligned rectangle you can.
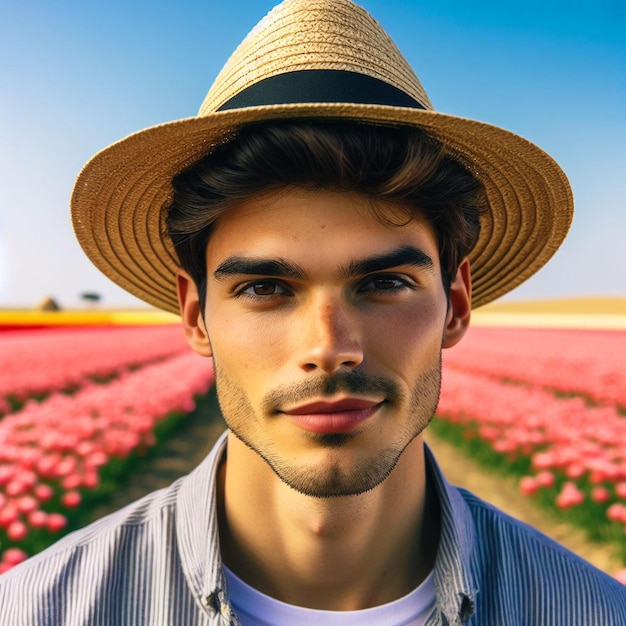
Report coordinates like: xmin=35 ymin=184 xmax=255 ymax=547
xmin=1 ymin=431 xmax=624 ymax=625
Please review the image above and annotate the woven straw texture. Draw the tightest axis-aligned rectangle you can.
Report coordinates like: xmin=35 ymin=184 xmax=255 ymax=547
xmin=71 ymin=0 xmax=573 ymax=314
xmin=201 ymin=0 xmax=432 ymax=113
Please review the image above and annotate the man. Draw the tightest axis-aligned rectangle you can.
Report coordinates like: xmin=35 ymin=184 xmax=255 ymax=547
xmin=2 ymin=0 xmax=624 ymax=624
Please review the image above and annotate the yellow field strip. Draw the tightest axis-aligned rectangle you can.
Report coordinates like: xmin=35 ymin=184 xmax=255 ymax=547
xmin=472 ymin=312 xmax=626 ymax=330
xmin=0 ymin=310 xmax=180 ymax=326
xmin=2 ymin=309 xmax=626 ymax=330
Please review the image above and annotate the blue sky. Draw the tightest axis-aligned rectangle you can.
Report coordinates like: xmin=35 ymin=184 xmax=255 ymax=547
xmin=1 ymin=0 xmax=624 ymax=308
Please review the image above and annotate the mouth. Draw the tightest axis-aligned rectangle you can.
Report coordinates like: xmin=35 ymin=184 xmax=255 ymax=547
xmin=281 ymin=398 xmax=384 ymax=434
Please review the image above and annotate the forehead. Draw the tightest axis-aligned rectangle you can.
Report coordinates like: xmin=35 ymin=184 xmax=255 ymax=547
xmin=206 ymin=187 xmax=441 ymax=269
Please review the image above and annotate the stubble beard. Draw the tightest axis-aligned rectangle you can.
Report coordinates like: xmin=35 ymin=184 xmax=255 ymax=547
xmin=214 ymin=357 xmax=442 ymax=499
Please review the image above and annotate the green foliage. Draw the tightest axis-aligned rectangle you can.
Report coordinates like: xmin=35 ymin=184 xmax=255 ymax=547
xmin=431 ymin=415 xmax=626 ymax=564
xmin=11 ymin=388 xmax=219 ymax=560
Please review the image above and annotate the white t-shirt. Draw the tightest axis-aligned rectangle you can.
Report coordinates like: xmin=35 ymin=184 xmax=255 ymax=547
xmin=223 ymin=565 xmax=436 ymax=626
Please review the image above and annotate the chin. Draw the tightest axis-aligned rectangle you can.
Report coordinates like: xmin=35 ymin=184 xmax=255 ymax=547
xmin=239 ymin=427 xmax=420 ymax=499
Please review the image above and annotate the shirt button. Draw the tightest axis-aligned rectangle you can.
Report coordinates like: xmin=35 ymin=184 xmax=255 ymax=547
xmin=201 ymin=593 xmax=217 ymax=614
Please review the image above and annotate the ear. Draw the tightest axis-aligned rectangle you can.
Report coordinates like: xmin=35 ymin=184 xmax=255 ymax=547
xmin=176 ymin=269 xmax=212 ymax=357
xmin=442 ymin=257 xmax=472 ymax=349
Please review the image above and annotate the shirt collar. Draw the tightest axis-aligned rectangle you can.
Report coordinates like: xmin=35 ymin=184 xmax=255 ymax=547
xmin=177 ymin=432 xmax=478 ymax=624
xmin=424 ymin=443 xmax=479 ymax=624
xmin=176 ymin=430 xmax=230 ymax=619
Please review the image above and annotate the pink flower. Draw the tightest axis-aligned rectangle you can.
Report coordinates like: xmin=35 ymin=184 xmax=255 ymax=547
xmin=6 ymin=520 xmax=28 ymax=541
xmin=61 ymin=473 xmax=83 ymax=490
xmin=531 ymin=452 xmax=556 ymax=471
xmin=81 ymin=471 xmax=99 ymax=489
xmin=36 ymin=454 xmax=62 ymax=478
xmin=565 ymin=463 xmax=586 ymax=479
xmin=54 ymin=456 xmax=77 ymax=477
xmin=615 ymin=482 xmax=626 ymax=500
xmin=16 ymin=495 xmax=38 ymax=514
xmin=0 ymin=502 xmax=19 ymax=527
xmin=2 ymin=547 xmax=28 ymax=566
xmin=45 ymin=513 xmax=67 ymax=533
xmin=84 ymin=451 xmax=108 ymax=469
xmin=607 ymin=503 xmax=626 ymax=523
xmin=61 ymin=491 xmax=82 ymax=508
xmin=5 ymin=479 xmax=27 ymax=498
xmin=536 ymin=471 xmax=555 ymax=488
xmin=555 ymin=482 xmax=585 ymax=509
xmin=0 ymin=465 xmax=16 ymax=485
xmin=591 ymin=486 xmax=611 ymax=504
xmin=27 ymin=510 xmax=48 ymax=528
xmin=33 ymin=483 xmax=54 ymax=502
xmin=519 ymin=476 xmax=539 ymax=496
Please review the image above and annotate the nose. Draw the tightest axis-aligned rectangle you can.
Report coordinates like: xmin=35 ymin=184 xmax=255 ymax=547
xmin=297 ymin=294 xmax=364 ymax=374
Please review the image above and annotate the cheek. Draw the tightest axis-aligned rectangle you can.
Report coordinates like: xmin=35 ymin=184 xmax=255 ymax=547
xmin=207 ymin=311 xmax=293 ymax=379
xmin=363 ymin=305 xmax=445 ymax=369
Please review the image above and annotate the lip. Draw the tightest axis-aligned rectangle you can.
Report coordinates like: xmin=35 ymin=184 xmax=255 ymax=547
xmin=282 ymin=398 xmax=383 ymax=434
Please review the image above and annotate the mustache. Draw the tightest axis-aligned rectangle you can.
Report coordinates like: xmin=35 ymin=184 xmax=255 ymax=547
xmin=262 ymin=370 xmax=401 ymax=414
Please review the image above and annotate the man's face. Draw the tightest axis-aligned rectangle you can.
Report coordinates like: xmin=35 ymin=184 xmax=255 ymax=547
xmin=195 ymin=187 xmax=467 ymax=498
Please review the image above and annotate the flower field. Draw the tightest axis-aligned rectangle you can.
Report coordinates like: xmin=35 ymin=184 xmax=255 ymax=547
xmin=441 ymin=327 xmax=626 ymax=408
xmin=0 ymin=325 xmax=214 ymax=573
xmin=1 ymin=321 xmax=625 ymax=584
xmin=0 ymin=326 xmax=190 ymax=415
xmin=437 ymin=326 xmax=626 ymax=583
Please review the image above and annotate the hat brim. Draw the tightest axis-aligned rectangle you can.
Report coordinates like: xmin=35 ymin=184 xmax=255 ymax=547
xmin=71 ymin=103 xmax=573 ymax=314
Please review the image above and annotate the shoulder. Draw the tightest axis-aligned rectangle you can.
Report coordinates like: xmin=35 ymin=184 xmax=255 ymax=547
xmin=0 ymin=478 xmax=183 ymax=623
xmin=0 ymin=432 xmax=228 ymax=625
xmin=458 ymin=487 xmax=626 ymax=622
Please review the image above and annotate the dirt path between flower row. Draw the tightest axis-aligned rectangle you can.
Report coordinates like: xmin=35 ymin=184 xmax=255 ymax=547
xmin=89 ymin=389 xmax=623 ymax=575
xmin=423 ymin=432 xmax=623 ymax=575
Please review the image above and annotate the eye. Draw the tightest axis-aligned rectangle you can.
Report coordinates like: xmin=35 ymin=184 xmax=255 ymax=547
xmin=236 ymin=280 xmax=291 ymax=298
xmin=358 ymin=275 xmax=413 ymax=293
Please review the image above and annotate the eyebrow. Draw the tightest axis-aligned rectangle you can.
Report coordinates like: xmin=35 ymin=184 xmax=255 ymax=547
xmin=340 ymin=245 xmax=434 ymax=278
xmin=213 ymin=257 xmax=306 ymax=281
xmin=213 ymin=246 xmax=434 ymax=282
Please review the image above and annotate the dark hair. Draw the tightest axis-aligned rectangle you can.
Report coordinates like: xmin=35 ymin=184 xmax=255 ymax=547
xmin=166 ymin=120 xmax=486 ymax=305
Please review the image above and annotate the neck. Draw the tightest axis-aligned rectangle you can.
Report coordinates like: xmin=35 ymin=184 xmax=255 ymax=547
xmin=217 ymin=433 xmax=439 ymax=611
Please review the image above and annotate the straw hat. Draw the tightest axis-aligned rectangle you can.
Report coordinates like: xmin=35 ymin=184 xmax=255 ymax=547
xmin=71 ymin=0 xmax=573 ymax=314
